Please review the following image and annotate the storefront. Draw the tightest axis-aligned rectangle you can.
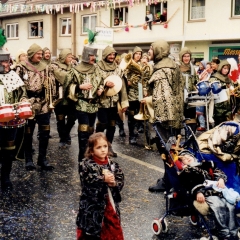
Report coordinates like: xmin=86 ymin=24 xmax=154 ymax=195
xmin=209 ymin=45 xmax=240 ymax=62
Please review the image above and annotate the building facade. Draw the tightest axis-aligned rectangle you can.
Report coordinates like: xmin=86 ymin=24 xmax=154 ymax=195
xmin=0 ymin=0 xmax=240 ymax=62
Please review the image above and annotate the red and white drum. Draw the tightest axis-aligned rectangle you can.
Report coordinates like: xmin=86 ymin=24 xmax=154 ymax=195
xmin=0 ymin=118 xmax=25 ymax=128
xmin=0 ymin=104 xmax=15 ymax=122
xmin=17 ymin=102 xmax=32 ymax=119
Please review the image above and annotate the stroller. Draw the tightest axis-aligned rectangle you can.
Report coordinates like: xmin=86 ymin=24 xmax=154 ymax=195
xmin=150 ymin=120 xmax=239 ymax=240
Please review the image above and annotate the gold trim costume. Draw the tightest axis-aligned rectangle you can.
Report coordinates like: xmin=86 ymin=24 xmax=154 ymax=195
xmin=0 ymin=46 xmax=28 ymax=191
xmin=15 ymin=43 xmax=56 ymax=171
xmin=96 ymin=46 xmax=129 ymax=155
xmin=63 ymin=46 xmax=101 ymax=162
xmin=49 ymin=48 xmax=76 ymax=148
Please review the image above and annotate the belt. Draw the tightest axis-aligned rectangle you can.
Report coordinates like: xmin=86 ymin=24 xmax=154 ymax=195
xmin=79 ymin=98 xmax=97 ymax=104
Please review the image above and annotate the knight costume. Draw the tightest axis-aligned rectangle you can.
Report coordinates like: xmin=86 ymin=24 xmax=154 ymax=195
xmin=0 ymin=46 xmax=28 ymax=191
xmin=49 ymin=48 xmax=75 ymax=148
xmin=63 ymin=46 xmax=101 ymax=163
xmin=96 ymin=46 xmax=129 ymax=156
xmin=15 ymin=43 xmax=56 ymax=171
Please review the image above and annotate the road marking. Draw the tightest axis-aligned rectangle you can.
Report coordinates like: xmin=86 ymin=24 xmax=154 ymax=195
xmin=116 ymin=152 xmax=164 ymax=173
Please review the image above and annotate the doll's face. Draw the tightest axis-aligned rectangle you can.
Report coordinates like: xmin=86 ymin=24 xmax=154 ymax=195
xmin=180 ymin=154 xmax=195 ymax=165
xmin=92 ymin=138 xmax=108 ymax=161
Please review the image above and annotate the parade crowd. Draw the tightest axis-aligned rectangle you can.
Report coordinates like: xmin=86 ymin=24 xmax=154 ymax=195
xmin=1 ymin=32 xmax=240 ymax=239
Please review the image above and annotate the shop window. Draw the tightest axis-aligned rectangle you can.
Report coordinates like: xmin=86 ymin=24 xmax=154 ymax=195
xmin=6 ymin=23 xmax=18 ymax=39
xmin=112 ymin=7 xmax=128 ymax=26
xmin=29 ymin=21 xmax=43 ymax=38
xmin=82 ymin=15 xmax=97 ymax=34
xmin=189 ymin=0 xmax=205 ymax=20
xmin=61 ymin=18 xmax=71 ymax=36
xmin=233 ymin=0 xmax=240 ymax=16
xmin=149 ymin=2 xmax=167 ymax=23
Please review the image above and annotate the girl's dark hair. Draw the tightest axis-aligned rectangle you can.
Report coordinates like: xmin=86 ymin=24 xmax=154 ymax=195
xmin=84 ymin=132 xmax=112 ymax=159
xmin=211 ymin=58 xmax=220 ymax=64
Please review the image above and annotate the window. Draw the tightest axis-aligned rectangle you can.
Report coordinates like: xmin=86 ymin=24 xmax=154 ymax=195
xmin=112 ymin=7 xmax=128 ymax=26
xmin=149 ymin=2 xmax=167 ymax=22
xmin=189 ymin=0 xmax=205 ymax=20
xmin=233 ymin=0 xmax=240 ymax=16
xmin=61 ymin=18 xmax=71 ymax=36
xmin=6 ymin=23 xmax=18 ymax=39
xmin=82 ymin=15 xmax=97 ymax=34
xmin=29 ymin=21 xmax=43 ymax=38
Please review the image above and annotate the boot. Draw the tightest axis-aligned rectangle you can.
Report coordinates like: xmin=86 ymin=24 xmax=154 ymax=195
xmin=24 ymin=128 xmax=36 ymax=170
xmin=109 ymin=146 xmax=117 ymax=157
xmin=25 ymin=158 xmax=36 ymax=171
xmin=1 ymin=151 xmax=13 ymax=191
xmin=119 ymin=129 xmax=126 ymax=137
xmin=37 ymin=157 xmax=54 ymax=171
xmin=78 ymin=130 xmax=89 ymax=163
xmin=38 ymin=127 xmax=54 ymax=170
xmin=129 ymin=136 xmax=137 ymax=145
xmin=148 ymin=178 xmax=166 ymax=192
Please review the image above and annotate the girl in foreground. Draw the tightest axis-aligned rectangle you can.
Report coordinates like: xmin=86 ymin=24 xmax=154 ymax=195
xmin=76 ymin=132 xmax=124 ymax=240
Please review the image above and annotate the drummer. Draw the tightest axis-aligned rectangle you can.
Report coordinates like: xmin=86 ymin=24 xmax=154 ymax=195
xmin=95 ymin=46 xmax=129 ymax=156
xmin=0 ymin=37 xmax=28 ymax=191
xmin=209 ymin=60 xmax=233 ymax=126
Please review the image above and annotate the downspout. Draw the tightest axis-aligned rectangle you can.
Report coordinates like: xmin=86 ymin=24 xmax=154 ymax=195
xmin=182 ymin=0 xmax=185 ymax=48
xmin=71 ymin=12 xmax=76 ymax=56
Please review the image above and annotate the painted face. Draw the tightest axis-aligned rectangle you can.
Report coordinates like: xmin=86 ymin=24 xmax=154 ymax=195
xmin=133 ymin=51 xmax=142 ymax=62
xmin=92 ymin=138 xmax=108 ymax=161
xmin=19 ymin=53 xmax=27 ymax=62
xmin=181 ymin=154 xmax=195 ymax=166
xmin=148 ymin=46 xmax=154 ymax=61
xmin=65 ymin=54 xmax=73 ymax=65
xmin=88 ymin=55 xmax=96 ymax=65
xmin=0 ymin=60 xmax=10 ymax=73
xmin=211 ymin=62 xmax=218 ymax=70
xmin=182 ymin=53 xmax=191 ymax=64
xmin=106 ymin=52 xmax=116 ymax=63
xmin=44 ymin=50 xmax=51 ymax=60
xmin=31 ymin=50 xmax=43 ymax=63
xmin=221 ymin=65 xmax=230 ymax=75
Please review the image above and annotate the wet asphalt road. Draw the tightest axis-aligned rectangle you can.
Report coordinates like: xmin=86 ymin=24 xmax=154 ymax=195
xmin=0 ymin=115 xmax=212 ymax=240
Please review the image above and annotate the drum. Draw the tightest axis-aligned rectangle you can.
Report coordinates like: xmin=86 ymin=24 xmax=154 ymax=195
xmin=17 ymin=102 xmax=32 ymax=119
xmin=0 ymin=118 xmax=25 ymax=128
xmin=196 ymin=80 xmax=211 ymax=96
xmin=210 ymin=81 xmax=222 ymax=94
xmin=0 ymin=104 xmax=15 ymax=122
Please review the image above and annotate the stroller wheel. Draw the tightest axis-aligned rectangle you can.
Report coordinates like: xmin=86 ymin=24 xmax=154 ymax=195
xmin=151 ymin=219 xmax=162 ymax=235
xmin=160 ymin=218 xmax=168 ymax=233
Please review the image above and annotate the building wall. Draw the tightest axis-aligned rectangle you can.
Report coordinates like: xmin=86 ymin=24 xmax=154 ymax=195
xmin=1 ymin=0 xmax=240 ymax=60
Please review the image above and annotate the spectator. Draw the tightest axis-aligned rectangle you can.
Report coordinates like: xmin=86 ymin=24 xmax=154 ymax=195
xmin=38 ymin=26 xmax=43 ymax=38
xmin=145 ymin=10 xmax=153 ymax=30
xmin=160 ymin=8 xmax=167 ymax=23
xmin=153 ymin=14 xmax=161 ymax=23
xmin=114 ymin=18 xmax=120 ymax=26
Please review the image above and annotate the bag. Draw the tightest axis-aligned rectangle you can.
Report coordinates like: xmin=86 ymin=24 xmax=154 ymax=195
xmin=145 ymin=16 xmax=149 ymax=21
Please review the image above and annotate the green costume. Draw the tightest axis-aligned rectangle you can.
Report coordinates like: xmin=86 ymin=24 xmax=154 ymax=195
xmin=209 ymin=60 xmax=233 ymax=125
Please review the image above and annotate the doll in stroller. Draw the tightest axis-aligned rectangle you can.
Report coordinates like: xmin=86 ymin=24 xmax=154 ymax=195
xmin=151 ymin=121 xmax=240 ymax=240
